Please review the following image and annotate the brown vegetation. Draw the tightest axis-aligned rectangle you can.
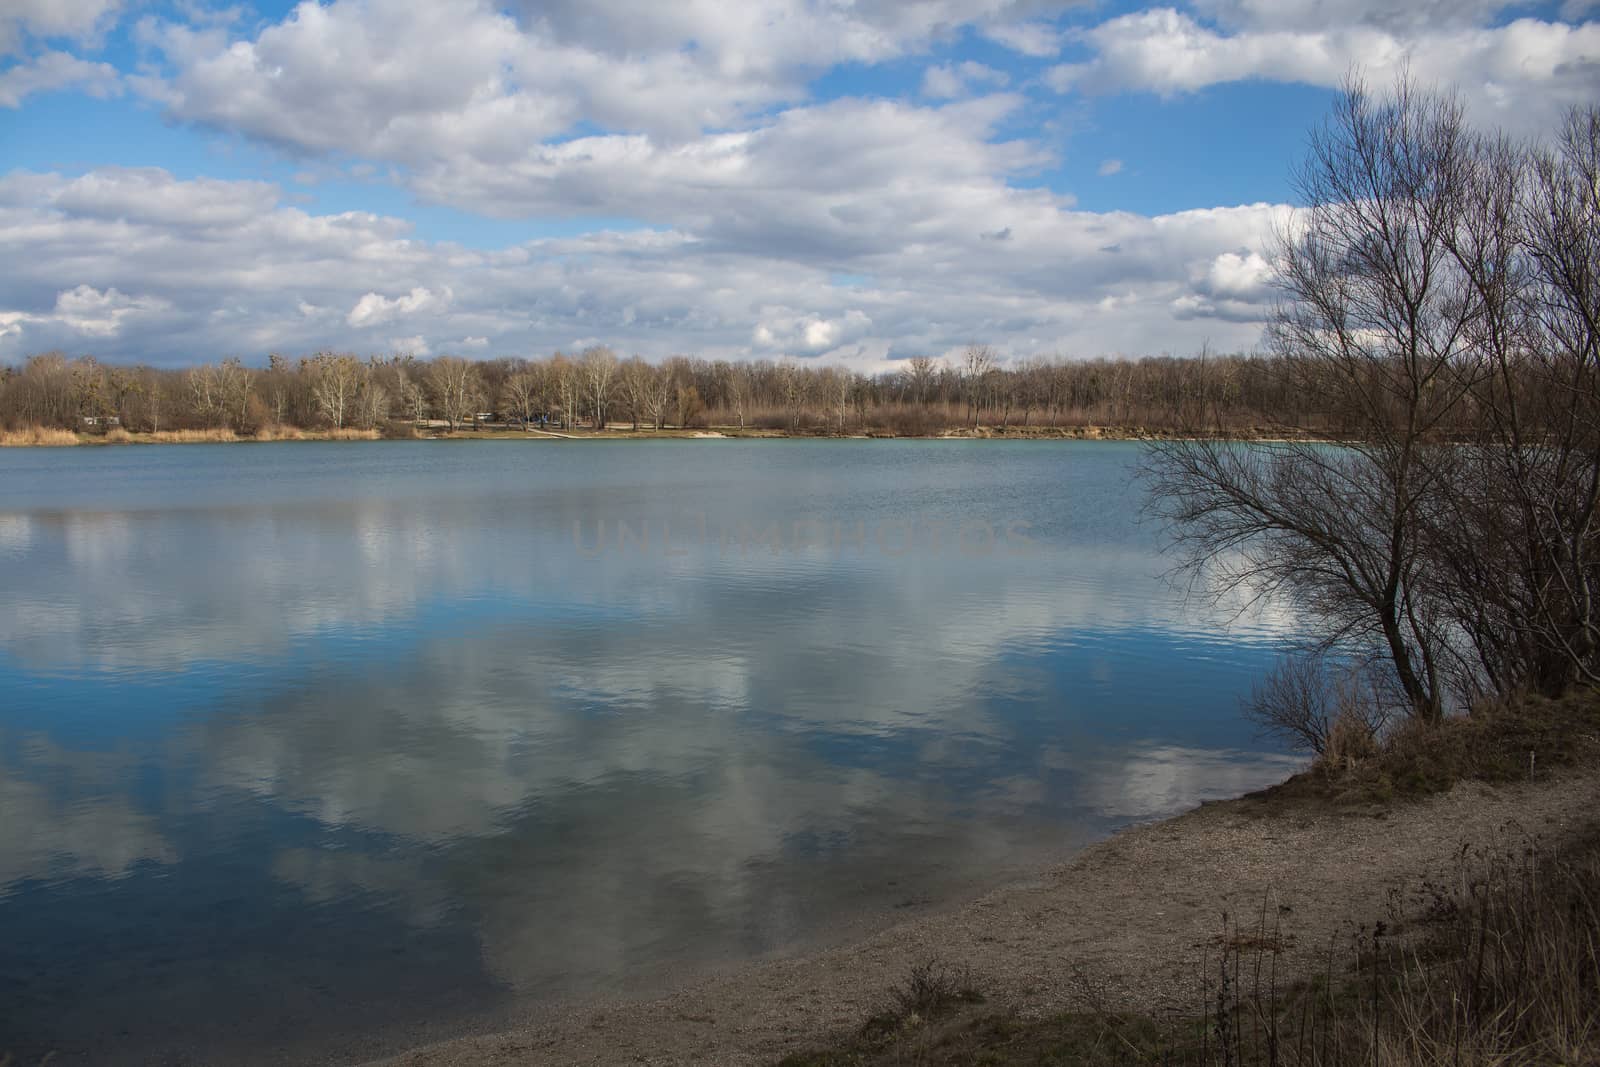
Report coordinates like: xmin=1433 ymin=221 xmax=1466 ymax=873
xmin=0 ymin=426 xmax=79 ymax=447
xmin=1263 ymin=688 xmax=1600 ymax=807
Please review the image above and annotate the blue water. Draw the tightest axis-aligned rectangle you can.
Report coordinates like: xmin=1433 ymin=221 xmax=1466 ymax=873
xmin=0 ymin=440 xmax=1301 ymax=1063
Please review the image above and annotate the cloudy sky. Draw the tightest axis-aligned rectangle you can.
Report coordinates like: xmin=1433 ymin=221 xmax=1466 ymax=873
xmin=1 ymin=0 xmax=1596 ymax=368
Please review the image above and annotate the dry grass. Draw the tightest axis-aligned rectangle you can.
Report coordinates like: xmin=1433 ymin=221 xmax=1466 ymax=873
xmin=1264 ymin=688 xmax=1600 ymax=806
xmin=1 ymin=423 xmax=385 ymax=446
xmin=253 ymin=425 xmax=307 ymax=441
xmin=0 ymin=426 xmax=80 ymax=447
xmin=256 ymin=425 xmax=380 ymax=441
xmin=137 ymin=428 xmax=241 ymax=443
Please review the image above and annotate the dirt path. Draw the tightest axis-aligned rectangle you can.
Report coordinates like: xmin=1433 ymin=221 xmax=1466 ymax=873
xmin=368 ymin=771 xmax=1598 ymax=1067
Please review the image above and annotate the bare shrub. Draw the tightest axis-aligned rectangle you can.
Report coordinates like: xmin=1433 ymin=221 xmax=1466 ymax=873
xmin=874 ymin=959 xmax=982 ymax=1031
xmin=1245 ymin=652 xmax=1392 ymax=757
xmin=1245 ymin=653 xmax=1336 ymax=754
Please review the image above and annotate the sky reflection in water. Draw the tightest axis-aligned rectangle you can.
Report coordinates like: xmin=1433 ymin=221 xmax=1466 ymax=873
xmin=0 ymin=440 xmax=1302 ymax=1063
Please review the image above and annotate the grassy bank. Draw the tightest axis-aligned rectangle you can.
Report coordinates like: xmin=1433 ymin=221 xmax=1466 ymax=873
xmin=778 ymin=691 xmax=1600 ymax=1067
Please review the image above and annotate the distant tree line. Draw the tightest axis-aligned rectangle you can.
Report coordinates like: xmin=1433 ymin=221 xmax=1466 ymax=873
xmin=0 ymin=344 xmax=1389 ymax=438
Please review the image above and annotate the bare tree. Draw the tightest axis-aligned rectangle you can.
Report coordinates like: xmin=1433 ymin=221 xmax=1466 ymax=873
xmin=1421 ymin=106 xmax=1600 ymax=696
xmin=428 ymin=355 xmax=481 ymax=431
xmin=308 ymin=353 xmax=361 ymax=429
xmin=580 ymin=345 xmax=617 ymax=431
xmin=551 ymin=353 xmax=582 ymax=429
xmin=1147 ymin=76 xmax=1488 ymax=724
xmin=962 ymin=344 xmax=996 ymax=427
xmin=721 ymin=361 xmax=749 ymax=429
xmin=354 ymin=358 xmax=390 ymax=429
xmin=616 ymin=357 xmax=656 ymax=431
xmin=218 ymin=357 xmax=252 ymax=430
xmin=646 ymin=361 xmax=674 ymax=429
xmin=501 ymin=361 xmax=548 ymax=427
xmin=906 ymin=355 xmax=937 ymax=406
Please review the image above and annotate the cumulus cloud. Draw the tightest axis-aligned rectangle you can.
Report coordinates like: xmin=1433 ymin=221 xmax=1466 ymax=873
xmin=1172 ymin=249 xmax=1279 ymax=321
xmin=405 ymin=95 xmax=1049 ymax=253
xmin=0 ymin=49 xmax=119 ymax=107
xmin=0 ymin=167 xmax=1293 ymax=365
xmin=1191 ymin=0 xmax=1521 ymax=33
xmin=983 ymin=19 xmax=1062 ymax=56
xmin=1047 ymin=9 xmax=1600 ymax=134
xmin=0 ymin=0 xmax=122 ymax=55
xmin=52 ymin=285 xmax=171 ymax=337
xmin=1203 ymin=250 xmax=1273 ymax=299
xmin=921 ymin=60 xmax=1010 ymax=98
xmin=1097 ymin=158 xmax=1124 ymax=176
xmin=4 ymin=1 xmax=1587 ymax=367
xmin=134 ymin=0 xmax=1079 ymax=154
xmin=753 ymin=309 xmax=874 ymax=356
xmin=346 ymin=286 xmax=452 ymax=328
xmin=49 ymin=167 xmax=279 ymax=226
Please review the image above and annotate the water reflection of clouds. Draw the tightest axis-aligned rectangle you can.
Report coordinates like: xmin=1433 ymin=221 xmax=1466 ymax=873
xmin=0 ymin=513 xmax=33 ymax=555
xmin=1061 ymin=743 xmax=1306 ymax=820
xmin=0 ymin=736 xmax=174 ymax=890
xmin=0 ymin=494 xmax=1304 ymax=898
xmin=0 ymin=444 xmax=1310 ymax=1057
xmin=0 ymin=495 xmax=1298 ymax=676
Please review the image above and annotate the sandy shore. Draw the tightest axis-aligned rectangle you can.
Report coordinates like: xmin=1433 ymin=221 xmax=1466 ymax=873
xmin=364 ymin=768 xmax=1598 ymax=1067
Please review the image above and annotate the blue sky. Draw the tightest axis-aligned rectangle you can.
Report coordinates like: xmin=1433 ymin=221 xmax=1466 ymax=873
xmin=0 ymin=0 xmax=1595 ymax=366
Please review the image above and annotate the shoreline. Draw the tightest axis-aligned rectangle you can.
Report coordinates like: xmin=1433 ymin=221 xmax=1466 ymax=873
xmin=1 ymin=424 xmax=1332 ymax=448
xmin=358 ymin=764 xmax=1598 ymax=1067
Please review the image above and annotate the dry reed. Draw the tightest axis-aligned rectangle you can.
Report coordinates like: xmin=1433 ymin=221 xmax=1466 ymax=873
xmin=0 ymin=426 xmax=80 ymax=447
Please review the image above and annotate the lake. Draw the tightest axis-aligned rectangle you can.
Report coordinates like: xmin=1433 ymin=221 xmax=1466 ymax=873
xmin=0 ymin=440 xmax=1301 ymax=1063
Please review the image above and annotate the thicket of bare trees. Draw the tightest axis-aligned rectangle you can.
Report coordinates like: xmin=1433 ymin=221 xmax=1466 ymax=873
xmin=1148 ymin=79 xmax=1600 ymax=735
xmin=1 ymin=344 xmax=1338 ymax=438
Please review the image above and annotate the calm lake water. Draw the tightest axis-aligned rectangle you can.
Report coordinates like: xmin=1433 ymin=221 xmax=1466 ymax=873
xmin=0 ymin=440 xmax=1301 ymax=1063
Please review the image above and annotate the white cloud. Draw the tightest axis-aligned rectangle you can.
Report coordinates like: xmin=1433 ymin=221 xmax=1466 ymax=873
xmin=347 ymin=286 xmax=452 ymax=328
xmin=0 ymin=167 xmax=1293 ymax=366
xmin=0 ymin=310 xmax=31 ymax=340
xmin=1191 ymin=0 xmax=1520 ymax=33
xmin=1203 ymin=250 xmax=1273 ymax=300
xmin=753 ymin=309 xmax=874 ymax=356
xmin=1047 ymin=9 xmax=1600 ymax=134
xmin=1097 ymin=158 xmax=1123 ymax=176
xmin=134 ymin=0 xmax=1081 ymax=156
xmin=0 ymin=0 xmax=122 ymax=56
xmin=983 ymin=19 xmax=1062 ymax=56
xmin=404 ymin=95 xmax=1050 ymax=255
xmin=389 ymin=334 xmax=431 ymax=356
xmin=51 ymin=284 xmax=171 ymax=337
xmin=1171 ymin=249 xmax=1278 ymax=321
xmin=49 ymin=167 xmax=279 ymax=227
xmin=0 ymin=49 xmax=119 ymax=107
xmin=921 ymin=60 xmax=1010 ymax=98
